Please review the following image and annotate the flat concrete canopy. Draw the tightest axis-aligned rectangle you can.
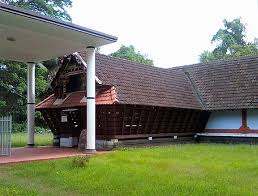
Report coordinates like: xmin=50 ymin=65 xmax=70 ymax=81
xmin=0 ymin=3 xmax=117 ymax=62
xmin=0 ymin=3 xmax=117 ymax=152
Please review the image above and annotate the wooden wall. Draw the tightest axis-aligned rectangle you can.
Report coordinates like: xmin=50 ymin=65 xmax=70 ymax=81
xmin=40 ymin=104 xmax=210 ymax=140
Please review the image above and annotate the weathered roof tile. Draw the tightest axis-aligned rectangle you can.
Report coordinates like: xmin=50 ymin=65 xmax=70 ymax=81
xmin=172 ymin=55 xmax=258 ymax=110
xmin=90 ymin=53 xmax=202 ymax=109
xmin=38 ymin=52 xmax=258 ymax=111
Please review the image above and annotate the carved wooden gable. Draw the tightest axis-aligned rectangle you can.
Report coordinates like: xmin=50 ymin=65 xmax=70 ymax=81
xmin=52 ymin=55 xmax=86 ymax=98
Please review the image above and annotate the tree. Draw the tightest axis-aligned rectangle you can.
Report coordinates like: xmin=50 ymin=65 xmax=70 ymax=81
xmin=110 ymin=45 xmax=153 ymax=65
xmin=0 ymin=0 xmax=73 ymax=127
xmin=200 ymin=18 xmax=258 ymax=63
xmin=0 ymin=61 xmax=48 ymax=123
xmin=2 ymin=0 xmax=72 ymax=21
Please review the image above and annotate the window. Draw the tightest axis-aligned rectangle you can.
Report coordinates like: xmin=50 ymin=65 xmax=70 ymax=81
xmin=66 ymin=75 xmax=82 ymax=93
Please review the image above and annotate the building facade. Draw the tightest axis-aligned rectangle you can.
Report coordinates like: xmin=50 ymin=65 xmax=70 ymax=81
xmin=37 ymin=53 xmax=258 ymax=147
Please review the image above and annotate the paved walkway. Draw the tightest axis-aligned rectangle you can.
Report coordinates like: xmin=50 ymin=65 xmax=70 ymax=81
xmin=0 ymin=147 xmax=109 ymax=165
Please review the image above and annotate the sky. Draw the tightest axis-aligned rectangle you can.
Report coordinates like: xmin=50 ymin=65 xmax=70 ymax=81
xmin=69 ymin=0 xmax=258 ymax=68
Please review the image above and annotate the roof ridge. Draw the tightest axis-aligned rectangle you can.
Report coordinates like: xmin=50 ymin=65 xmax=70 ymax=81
xmin=96 ymin=53 xmax=167 ymax=69
xmin=169 ymin=54 xmax=258 ymax=70
xmin=182 ymin=70 xmax=207 ymax=110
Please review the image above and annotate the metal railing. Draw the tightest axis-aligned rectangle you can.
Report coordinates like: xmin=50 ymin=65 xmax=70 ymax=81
xmin=0 ymin=116 xmax=12 ymax=156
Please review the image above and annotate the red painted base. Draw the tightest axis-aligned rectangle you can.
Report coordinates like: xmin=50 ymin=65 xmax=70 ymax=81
xmin=205 ymin=129 xmax=258 ymax=134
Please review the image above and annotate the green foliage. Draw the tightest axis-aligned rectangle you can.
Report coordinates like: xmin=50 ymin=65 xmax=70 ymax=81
xmin=0 ymin=100 xmax=6 ymax=106
xmin=42 ymin=58 xmax=60 ymax=82
xmin=0 ymin=61 xmax=48 ymax=125
xmin=200 ymin=18 xmax=258 ymax=63
xmin=12 ymin=123 xmax=27 ymax=133
xmin=110 ymin=45 xmax=153 ymax=65
xmin=212 ymin=18 xmax=246 ymax=53
xmin=1 ymin=144 xmax=258 ymax=195
xmin=3 ymin=0 xmax=72 ymax=21
xmin=0 ymin=60 xmax=27 ymax=117
xmin=70 ymin=156 xmax=90 ymax=168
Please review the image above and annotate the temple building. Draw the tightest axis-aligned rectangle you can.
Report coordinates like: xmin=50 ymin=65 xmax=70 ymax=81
xmin=36 ymin=53 xmax=258 ymax=147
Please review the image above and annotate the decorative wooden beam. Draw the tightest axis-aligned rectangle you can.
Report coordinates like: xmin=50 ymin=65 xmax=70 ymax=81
xmin=239 ymin=109 xmax=251 ymax=133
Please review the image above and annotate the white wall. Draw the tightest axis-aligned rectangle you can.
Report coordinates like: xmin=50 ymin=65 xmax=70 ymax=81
xmin=247 ymin=109 xmax=258 ymax=129
xmin=206 ymin=110 xmax=242 ymax=129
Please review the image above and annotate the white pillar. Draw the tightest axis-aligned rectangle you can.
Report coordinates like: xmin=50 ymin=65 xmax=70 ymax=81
xmin=27 ymin=63 xmax=35 ymax=147
xmin=86 ymin=46 xmax=96 ymax=153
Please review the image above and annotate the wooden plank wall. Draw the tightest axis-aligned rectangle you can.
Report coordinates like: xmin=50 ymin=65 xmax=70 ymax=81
xmin=40 ymin=105 xmax=210 ymax=140
xmin=41 ymin=108 xmax=83 ymax=137
xmin=96 ymin=105 xmax=210 ymax=139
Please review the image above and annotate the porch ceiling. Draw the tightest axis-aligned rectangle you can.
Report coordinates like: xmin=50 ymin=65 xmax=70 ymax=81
xmin=0 ymin=3 xmax=117 ymax=62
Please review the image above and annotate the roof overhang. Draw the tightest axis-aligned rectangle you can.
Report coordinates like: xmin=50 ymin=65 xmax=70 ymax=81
xmin=0 ymin=3 xmax=117 ymax=62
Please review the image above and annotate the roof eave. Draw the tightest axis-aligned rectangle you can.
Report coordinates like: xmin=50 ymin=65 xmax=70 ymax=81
xmin=0 ymin=3 xmax=118 ymax=43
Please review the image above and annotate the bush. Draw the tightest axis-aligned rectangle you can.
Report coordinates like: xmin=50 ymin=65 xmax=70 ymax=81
xmin=12 ymin=123 xmax=50 ymax=133
xmin=70 ymin=156 xmax=90 ymax=168
xmin=12 ymin=123 xmax=27 ymax=133
xmin=35 ymin=126 xmax=51 ymax=134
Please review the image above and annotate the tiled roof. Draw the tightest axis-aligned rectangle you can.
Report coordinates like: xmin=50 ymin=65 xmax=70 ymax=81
xmin=172 ymin=55 xmax=258 ymax=110
xmin=37 ymin=52 xmax=258 ymax=111
xmin=36 ymin=87 xmax=118 ymax=109
xmin=87 ymin=53 xmax=202 ymax=109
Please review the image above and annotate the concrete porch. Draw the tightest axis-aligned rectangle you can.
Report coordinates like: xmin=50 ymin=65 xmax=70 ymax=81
xmin=0 ymin=147 xmax=110 ymax=165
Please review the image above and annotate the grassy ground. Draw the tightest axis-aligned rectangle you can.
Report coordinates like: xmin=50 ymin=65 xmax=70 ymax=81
xmin=12 ymin=132 xmax=52 ymax=147
xmin=1 ymin=144 xmax=258 ymax=195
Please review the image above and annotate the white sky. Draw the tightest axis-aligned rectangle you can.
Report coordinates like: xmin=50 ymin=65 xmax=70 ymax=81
xmin=69 ymin=0 xmax=258 ymax=68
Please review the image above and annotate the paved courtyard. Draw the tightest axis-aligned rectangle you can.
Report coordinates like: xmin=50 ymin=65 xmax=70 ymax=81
xmin=0 ymin=147 xmax=109 ymax=165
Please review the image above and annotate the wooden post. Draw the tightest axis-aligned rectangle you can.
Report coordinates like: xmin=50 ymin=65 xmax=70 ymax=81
xmin=239 ymin=109 xmax=250 ymax=133
xmin=242 ymin=109 xmax=247 ymax=129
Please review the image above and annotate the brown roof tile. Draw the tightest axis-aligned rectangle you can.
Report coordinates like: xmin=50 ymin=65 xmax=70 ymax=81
xmin=39 ymin=52 xmax=258 ymax=111
xmin=172 ymin=55 xmax=258 ymax=110
xmin=36 ymin=87 xmax=118 ymax=109
xmin=89 ymin=53 xmax=202 ymax=109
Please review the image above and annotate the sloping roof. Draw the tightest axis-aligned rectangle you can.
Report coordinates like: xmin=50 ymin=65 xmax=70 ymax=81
xmin=36 ymin=87 xmax=118 ymax=109
xmin=38 ymin=52 xmax=202 ymax=110
xmin=83 ymin=53 xmax=202 ymax=109
xmin=172 ymin=55 xmax=258 ymax=110
xmin=37 ymin=52 xmax=258 ymax=111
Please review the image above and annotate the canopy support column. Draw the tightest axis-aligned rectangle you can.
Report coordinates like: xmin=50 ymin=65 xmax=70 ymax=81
xmin=27 ymin=62 xmax=35 ymax=147
xmin=86 ymin=46 xmax=96 ymax=153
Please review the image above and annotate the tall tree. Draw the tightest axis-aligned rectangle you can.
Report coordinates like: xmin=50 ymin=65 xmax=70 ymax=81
xmin=110 ymin=45 xmax=153 ymax=65
xmin=0 ymin=0 xmax=73 ymax=126
xmin=200 ymin=18 xmax=258 ymax=63
xmin=0 ymin=61 xmax=48 ymax=123
xmin=2 ymin=0 xmax=72 ymax=21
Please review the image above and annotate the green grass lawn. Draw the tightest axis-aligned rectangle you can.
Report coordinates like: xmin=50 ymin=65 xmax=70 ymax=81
xmin=1 ymin=144 xmax=258 ymax=195
xmin=12 ymin=132 xmax=52 ymax=147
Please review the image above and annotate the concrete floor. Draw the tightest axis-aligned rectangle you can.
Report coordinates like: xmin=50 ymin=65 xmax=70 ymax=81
xmin=0 ymin=147 xmax=109 ymax=165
